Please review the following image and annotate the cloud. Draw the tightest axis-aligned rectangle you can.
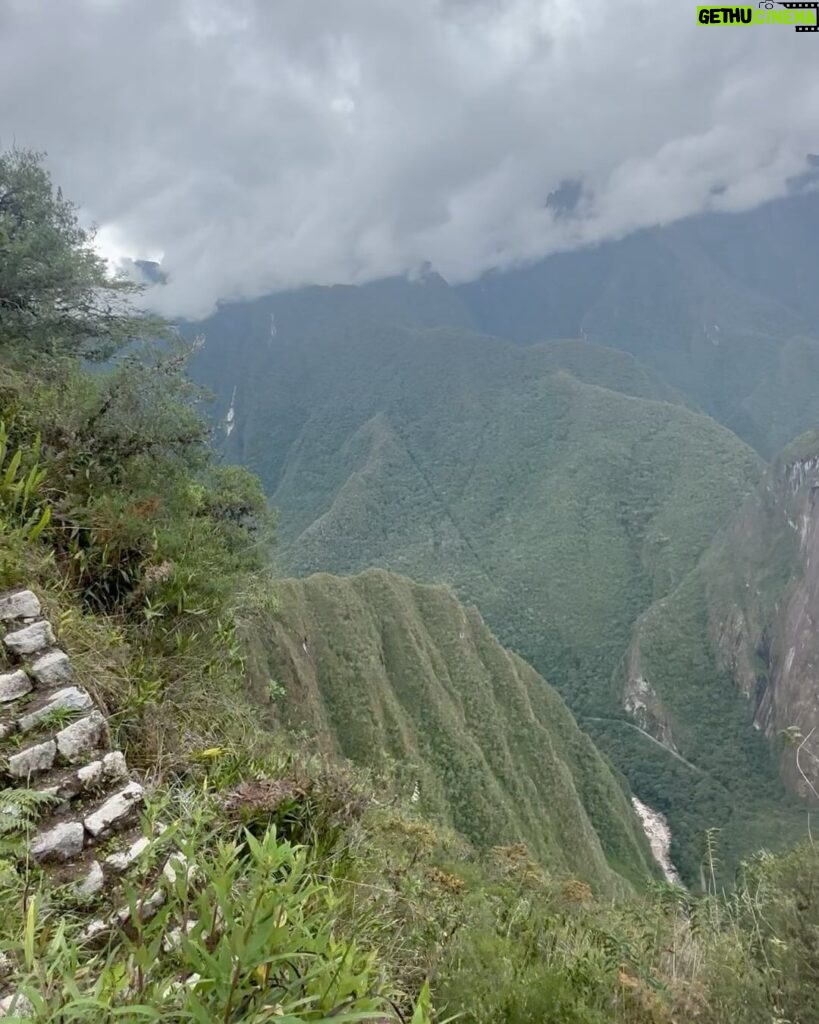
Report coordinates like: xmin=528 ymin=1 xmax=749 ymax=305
xmin=1 ymin=0 xmax=817 ymax=317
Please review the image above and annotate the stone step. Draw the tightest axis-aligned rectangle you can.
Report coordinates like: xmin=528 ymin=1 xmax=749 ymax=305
xmin=0 ymin=670 xmax=32 ymax=704
xmin=0 ymin=589 xmax=41 ymax=622
xmin=31 ymin=819 xmax=85 ymax=863
xmin=29 ymin=650 xmax=73 ymax=689
xmin=83 ymin=781 xmax=145 ymax=838
xmin=27 ymin=751 xmax=129 ymax=804
xmin=7 ymin=738 xmax=57 ymax=779
xmin=103 ymin=829 xmax=154 ymax=875
xmin=2 ymin=620 xmax=55 ymax=657
xmin=55 ymin=711 xmax=108 ymax=762
xmin=16 ymin=686 xmax=93 ymax=733
xmin=2 ymin=590 xmax=150 ymax=930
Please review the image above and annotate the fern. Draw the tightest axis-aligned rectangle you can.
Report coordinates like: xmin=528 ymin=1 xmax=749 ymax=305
xmin=0 ymin=787 xmax=55 ymax=860
xmin=0 ymin=419 xmax=51 ymax=543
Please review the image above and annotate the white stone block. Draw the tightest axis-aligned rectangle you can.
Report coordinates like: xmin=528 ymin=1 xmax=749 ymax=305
xmin=31 ymin=820 xmax=85 ymax=862
xmin=104 ymin=834 xmax=151 ymax=873
xmin=29 ymin=650 xmax=73 ymax=688
xmin=0 ymin=589 xmax=40 ymax=621
xmin=77 ymin=760 xmax=104 ymax=786
xmin=18 ymin=686 xmax=93 ymax=732
xmin=8 ymin=739 xmax=56 ymax=778
xmin=84 ymin=782 xmax=144 ymax=837
xmin=0 ymin=669 xmax=32 ymax=703
xmin=56 ymin=711 xmax=107 ymax=762
xmin=77 ymin=859 xmax=105 ymax=897
xmin=102 ymin=750 xmax=128 ymax=779
xmin=3 ymin=619 xmax=54 ymax=656
xmin=0 ymin=991 xmax=34 ymax=1018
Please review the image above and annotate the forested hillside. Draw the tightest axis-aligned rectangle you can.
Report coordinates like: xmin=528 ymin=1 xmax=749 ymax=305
xmin=182 ymin=188 xmax=819 ymax=884
xmin=188 ymin=186 xmax=819 ymax=462
xmin=192 ymin=300 xmax=808 ymax=882
xmin=242 ymin=569 xmax=658 ymax=890
xmin=191 ymin=314 xmax=760 ymax=716
xmin=602 ymin=431 xmax=819 ymax=881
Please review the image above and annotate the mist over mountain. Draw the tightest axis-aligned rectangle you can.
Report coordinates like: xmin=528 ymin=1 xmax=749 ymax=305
xmin=461 ymin=186 xmax=819 ymax=456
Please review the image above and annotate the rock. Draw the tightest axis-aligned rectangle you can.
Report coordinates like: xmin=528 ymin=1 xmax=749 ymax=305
xmin=0 ymin=950 xmax=12 ymax=978
xmin=104 ymin=834 xmax=151 ymax=874
xmin=0 ymin=589 xmax=40 ymax=621
xmin=29 ymin=650 xmax=73 ymax=688
xmin=0 ymin=723 xmax=13 ymax=741
xmin=76 ymin=760 xmax=103 ymax=787
xmin=0 ymin=991 xmax=34 ymax=1018
xmin=77 ymin=859 xmax=105 ymax=897
xmin=8 ymin=739 xmax=57 ymax=779
xmin=18 ymin=686 xmax=93 ymax=732
xmin=102 ymin=750 xmax=128 ymax=779
xmin=0 ymin=669 xmax=32 ymax=703
xmin=31 ymin=820 xmax=85 ymax=862
xmin=56 ymin=711 xmax=107 ymax=762
xmin=75 ymin=752 xmax=127 ymax=791
xmin=162 ymin=919 xmax=197 ymax=952
xmin=116 ymin=886 xmax=165 ymax=925
xmin=2 ymin=619 xmax=55 ymax=656
xmin=163 ymin=850 xmax=197 ymax=887
xmin=81 ymin=918 xmax=109 ymax=942
xmin=84 ymin=782 xmax=144 ymax=837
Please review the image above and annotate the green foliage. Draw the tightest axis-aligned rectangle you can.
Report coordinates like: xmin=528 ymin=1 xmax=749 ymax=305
xmin=5 ymin=757 xmax=819 ymax=1024
xmin=0 ymin=420 xmax=51 ymax=549
xmin=0 ymin=787 xmax=55 ymax=864
xmin=6 ymin=143 xmax=819 ymax=1024
xmin=242 ymin=569 xmax=658 ymax=891
xmin=0 ymin=148 xmax=164 ymax=360
xmin=0 ymin=789 xmax=406 ymax=1021
xmin=194 ymin=308 xmax=761 ymax=722
xmin=0 ymin=146 xmax=275 ymax=765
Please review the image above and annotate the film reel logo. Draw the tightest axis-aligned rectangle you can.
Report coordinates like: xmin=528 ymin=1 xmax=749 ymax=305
xmin=761 ymin=1 xmax=819 ymax=31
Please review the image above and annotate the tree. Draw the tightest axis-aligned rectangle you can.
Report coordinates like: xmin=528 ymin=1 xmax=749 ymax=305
xmin=0 ymin=147 xmax=164 ymax=359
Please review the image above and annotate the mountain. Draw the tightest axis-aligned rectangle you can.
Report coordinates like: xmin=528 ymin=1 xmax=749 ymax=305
xmin=183 ymin=188 xmax=819 ymax=883
xmin=241 ymin=568 xmax=659 ymax=890
xmin=189 ymin=312 xmax=776 ymax=882
xmin=460 ymin=188 xmax=819 ymax=456
xmin=192 ymin=317 xmax=760 ymax=717
xmin=187 ymin=187 xmax=819 ymax=459
xmin=607 ymin=435 xmax=819 ymax=882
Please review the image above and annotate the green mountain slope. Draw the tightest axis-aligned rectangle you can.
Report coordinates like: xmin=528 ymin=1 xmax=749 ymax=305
xmin=603 ymin=436 xmax=819 ymax=882
xmin=190 ymin=310 xmax=771 ymax=881
xmin=188 ymin=186 xmax=819 ymax=459
xmin=240 ymin=328 xmax=760 ymax=717
xmin=242 ymin=568 xmax=658 ymax=890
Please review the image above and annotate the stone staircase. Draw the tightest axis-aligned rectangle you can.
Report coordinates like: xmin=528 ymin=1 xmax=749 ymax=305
xmin=0 ymin=588 xmax=145 ymax=894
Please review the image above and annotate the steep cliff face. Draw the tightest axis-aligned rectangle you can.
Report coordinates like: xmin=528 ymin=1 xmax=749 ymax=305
xmin=706 ymin=439 xmax=819 ymax=797
xmin=240 ymin=569 xmax=659 ymax=891
xmin=605 ymin=436 xmax=819 ymax=882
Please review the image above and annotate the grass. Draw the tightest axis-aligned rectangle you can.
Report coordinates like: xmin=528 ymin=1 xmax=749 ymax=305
xmin=5 ymin=751 xmax=819 ymax=1024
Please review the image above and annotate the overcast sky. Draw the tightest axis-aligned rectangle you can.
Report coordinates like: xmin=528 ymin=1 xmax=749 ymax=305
xmin=1 ymin=0 xmax=818 ymax=318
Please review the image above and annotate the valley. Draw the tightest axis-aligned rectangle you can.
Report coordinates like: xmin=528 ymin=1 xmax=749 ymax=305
xmin=187 ymin=202 xmax=819 ymax=883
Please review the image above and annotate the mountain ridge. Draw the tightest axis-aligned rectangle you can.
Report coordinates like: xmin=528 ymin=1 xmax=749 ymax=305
xmin=241 ymin=567 xmax=661 ymax=890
